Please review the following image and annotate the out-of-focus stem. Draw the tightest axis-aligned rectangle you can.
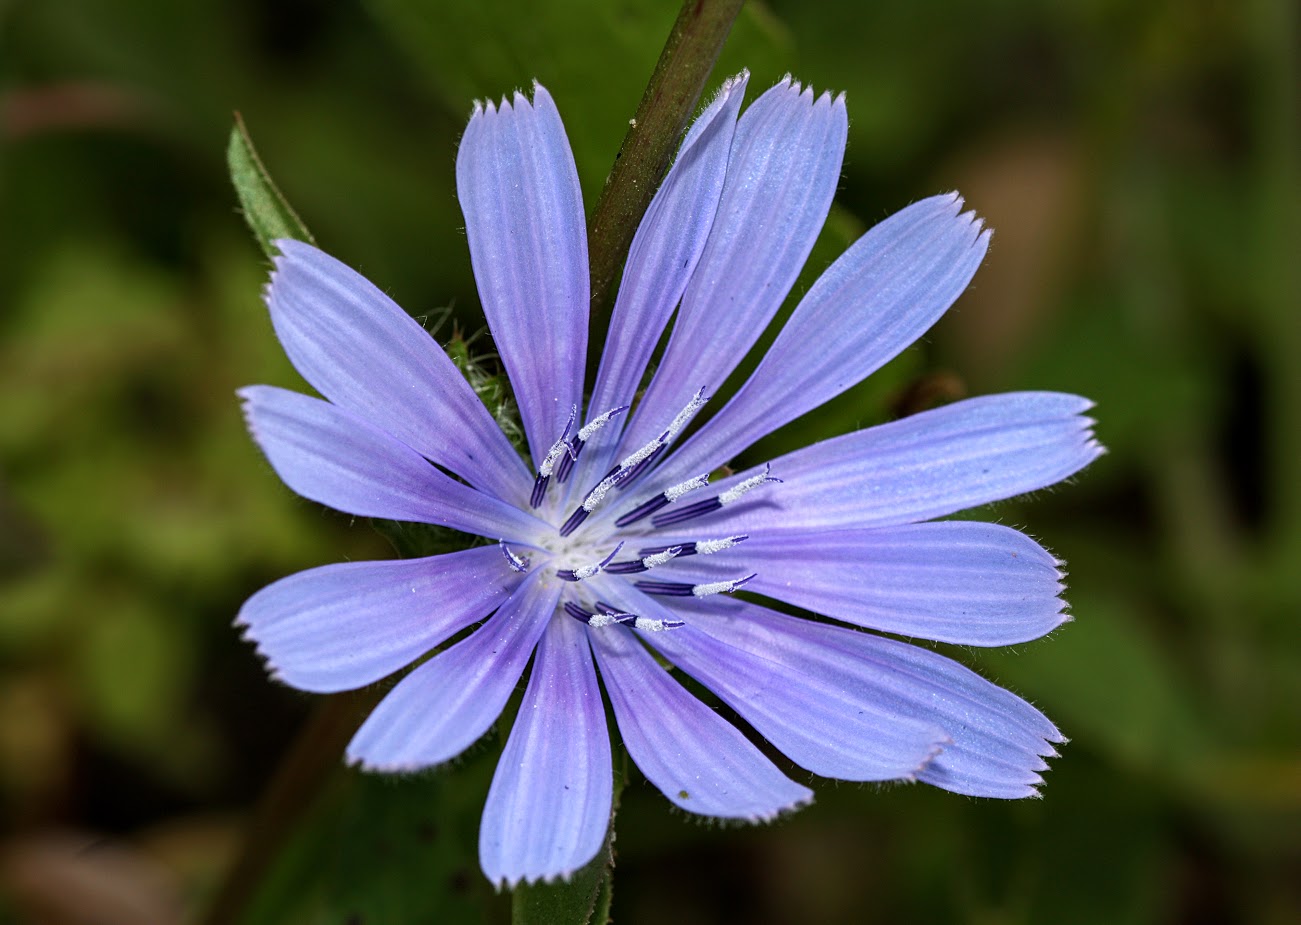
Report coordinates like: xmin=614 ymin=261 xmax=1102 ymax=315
xmin=200 ymin=689 xmax=380 ymax=925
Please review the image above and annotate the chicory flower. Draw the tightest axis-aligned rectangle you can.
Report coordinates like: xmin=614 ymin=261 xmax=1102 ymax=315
xmin=236 ymin=72 xmax=1101 ymax=887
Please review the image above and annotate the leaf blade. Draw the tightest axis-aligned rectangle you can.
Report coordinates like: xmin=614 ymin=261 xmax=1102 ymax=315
xmin=227 ymin=112 xmax=315 ymax=257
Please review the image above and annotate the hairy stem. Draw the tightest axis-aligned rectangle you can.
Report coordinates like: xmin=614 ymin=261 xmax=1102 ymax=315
xmin=586 ymin=0 xmax=746 ymax=324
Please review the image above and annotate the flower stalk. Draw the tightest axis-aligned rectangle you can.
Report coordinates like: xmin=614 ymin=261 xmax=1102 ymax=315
xmin=586 ymin=0 xmax=746 ymax=323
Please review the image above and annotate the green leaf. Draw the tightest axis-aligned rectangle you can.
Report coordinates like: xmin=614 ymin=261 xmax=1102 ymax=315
xmin=238 ymin=745 xmax=509 ymax=925
xmin=326 ymin=769 xmax=506 ymax=924
xmin=227 ymin=113 xmax=316 ymax=258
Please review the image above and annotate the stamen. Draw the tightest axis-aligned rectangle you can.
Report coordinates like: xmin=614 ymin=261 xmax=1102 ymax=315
xmin=651 ymin=465 xmax=781 ymax=528
xmin=499 ymin=541 xmax=530 ymax=573
xmin=559 ymin=432 xmax=669 ymax=537
xmin=636 ymin=573 xmax=756 ymax=597
xmin=559 ymin=469 xmax=623 ymax=536
xmin=614 ymin=473 xmax=710 ymax=528
xmin=604 ymin=546 xmax=683 ymax=575
xmin=564 ymin=601 xmax=682 ymax=631
xmin=531 ymin=405 xmax=578 ymax=508
xmin=556 ymin=542 xmax=624 ymax=582
xmin=564 ymin=601 xmax=636 ymax=627
xmin=612 ymin=444 xmax=665 ymax=490
xmin=558 ymin=391 xmax=710 ymax=534
xmin=639 ymin=535 xmax=748 ymax=558
xmin=691 ymin=574 xmax=757 ymax=596
xmin=666 ymin=473 xmax=712 ymax=502
xmin=719 ymin=465 xmax=783 ymax=504
xmin=615 ymin=388 xmax=709 ymax=490
xmin=632 ymin=616 xmax=685 ymax=632
xmin=530 ymin=474 xmax=550 ymax=509
xmin=539 ymin=406 xmax=578 ymax=477
xmin=694 ymin=534 xmax=750 ymax=555
xmin=554 ymin=405 xmax=628 ymax=484
xmin=666 ymin=387 xmax=710 ymax=440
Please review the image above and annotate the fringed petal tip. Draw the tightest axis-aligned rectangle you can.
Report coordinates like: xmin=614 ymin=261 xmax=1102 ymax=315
xmin=234 ymin=385 xmax=266 ymax=439
xmin=932 ymin=190 xmax=992 ymax=239
xmin=768 ymin=72 xmax=845 ymax=110
xmin=486 ymin=851 xmax=610 ymax=894
xmin=720 ymin=67 xmax=750 ymax=92
xmin=668 ymin=787 xmax=817 ymax=831
xmin=344 ymin=753 xmax=430 ymax=775
xmin=748 ymin=787 xmax=815 ymax=823
xmin=264 ymin=238 xmax=322 ymax=283
xmin=467 ymin=81 xmax=556 ymax=121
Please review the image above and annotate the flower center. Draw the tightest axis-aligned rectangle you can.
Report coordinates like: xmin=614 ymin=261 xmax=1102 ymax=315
xmin=515 ymin=389 xmax=780 ymax=630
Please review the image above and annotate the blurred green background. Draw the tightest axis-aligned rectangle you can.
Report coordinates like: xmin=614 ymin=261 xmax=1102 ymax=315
xmin=1 ymin=0 xmax=1298 ymax=922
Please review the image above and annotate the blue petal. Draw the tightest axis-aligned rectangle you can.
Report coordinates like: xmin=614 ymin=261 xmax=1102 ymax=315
xmin=649 ymin=392 xmax=1101 ymax=534
xmin=457 ymin=84 xmax=589 ymax=467
xmin=480 ymin=615 xmax=612 ymax=888
xmin=615 ymin=78 xmax=848 ymax=458
xmin=346 ymin=573 xmax=560 ymax=771
xmin=235 ymin=546 xmax=518 ymax=693
xmin=661 ymin=193 xmax=990 ymax=483
xmin=578 ymin=72 xmax=749 ymax=485
xmin=678 ymin=596 xmax=1064 ymax=799
xmin=238 ymin=385 xmax=546 ymax=540
xmin=590 ymin=622 xmax=812 ymax=819
xmin=265 ymin=240 xmax=531 ymax=505
xmin=592 ymin=579 xmax=948 ymax=782
xmin=723 ymin=521 xmax=1069 ymax=646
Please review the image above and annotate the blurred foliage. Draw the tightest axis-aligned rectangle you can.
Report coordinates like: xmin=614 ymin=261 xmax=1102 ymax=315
xmin=1 ymin=0 xmax=1299 ymax=923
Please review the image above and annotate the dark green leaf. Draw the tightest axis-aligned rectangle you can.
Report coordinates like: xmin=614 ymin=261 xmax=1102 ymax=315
xmin=238 ymin=746 xmax=509 ymax=925
xmin=227 ymin=113 xmax=316 ymax=258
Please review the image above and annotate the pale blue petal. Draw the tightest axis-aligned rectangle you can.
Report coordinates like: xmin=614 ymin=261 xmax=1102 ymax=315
xmin=346 ymin=573 xmax=560 ymax=771
xmin=650 ymin=392 xmax=1101 ymax=534
xmin=661 ymin=193 xmax=990 ymax=483
xmin=265 ymin=240 xmax=530 ymax=504
xmin=238 ymin=385 xmax=546 ymax=540
xmin=591 ymin=579 xmax=947 ymax=782
xmin=235 ymin=546 xmax=518 ymax=693
xmin=678 ymin=596 xmax=1063 ymax=799
xmin=480 ymin=615 xmax=612 ymax=888
xmin=590 ymin=622 xmax=812 ymax=818
xmin=587 ymin=72 xmax=748 ymax=422
xmin=615 ymin=78 xmax=848 ymax=456
xmin=725 ymin=521 xmax=1068 ymax=646
xmin=457 ymin=84 xmax=588 ymax=467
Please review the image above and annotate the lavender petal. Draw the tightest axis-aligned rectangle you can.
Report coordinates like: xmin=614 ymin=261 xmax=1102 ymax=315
xmin=346 ymin=574 xmax=560 ymax=771
xmin=238 ymin=385 xmax=546 ymax=539
xmin=457 ymin=84 xmax=589 ymax=467
xmin=614 ymin=78 xmax=848 ymax=461
xmin=236 ymin=546 xmax=518 ymax=693
xmin=480 ymin=615 xmax=612 ymax=887
xmin=660 ymin=193 xmax=991 ymax=484
xmin=591 ymin=623 xmax=812 ymax=818
xmin=265 ymin=240 xmax=531 ymax=504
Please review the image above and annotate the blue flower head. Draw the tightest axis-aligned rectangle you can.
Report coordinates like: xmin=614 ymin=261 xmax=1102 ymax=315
xmin=236 ymin=73 xmax=1102 ymax=888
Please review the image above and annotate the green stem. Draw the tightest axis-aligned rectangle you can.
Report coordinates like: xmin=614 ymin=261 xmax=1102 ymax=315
xmin=200 ymin=689 xmax=380 ymax=925
xmin=586 ymin=0 xmax=747 ymax=324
